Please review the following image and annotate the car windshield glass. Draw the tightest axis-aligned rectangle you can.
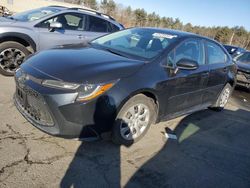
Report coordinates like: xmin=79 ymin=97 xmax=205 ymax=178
xmin=10 ymin=7 xmax=61 ymax=22
xmin=236 ymin=52 xmax=250 ymax=64
xmin=91 ymin=28 xmax=179 ymax=60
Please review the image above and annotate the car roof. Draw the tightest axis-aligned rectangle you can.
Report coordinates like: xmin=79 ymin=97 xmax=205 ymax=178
xmin=139 ymin=27 xmax=219 ymax=42
xmin=46 ymin=5 xmax=68 ymax=10
xmin=45 ymin=5 xmax=122 ymax=28
xmin=142 ymin=27 xmax=196 ymax=37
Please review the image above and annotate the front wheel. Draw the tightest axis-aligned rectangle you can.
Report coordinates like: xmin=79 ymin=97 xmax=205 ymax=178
xmin=210 ymin=83 xmax=233 ymax=111
xmin=112 ymin=94 xmax=157 ymax=146
xmin=0 ymin=41 xmax=30 ymax=76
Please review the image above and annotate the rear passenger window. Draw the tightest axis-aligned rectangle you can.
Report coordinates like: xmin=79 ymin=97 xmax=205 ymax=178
xmin=206 ymin=41 xmax=227 ymax=64
xmin=88 ymin=16 xmax=108 ymax=32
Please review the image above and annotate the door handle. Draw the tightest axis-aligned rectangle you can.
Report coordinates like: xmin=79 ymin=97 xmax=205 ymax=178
xmin=77 ymin=35 xmax=85 ymax=39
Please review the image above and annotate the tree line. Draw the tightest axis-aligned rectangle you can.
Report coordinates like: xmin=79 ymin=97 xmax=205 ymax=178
xmin=64 ymin=0 xmax=250 ymax=50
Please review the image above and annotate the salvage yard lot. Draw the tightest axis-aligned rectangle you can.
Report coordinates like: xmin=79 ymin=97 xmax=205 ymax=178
xmin=0 ymin=74 xmax=250 ymax=188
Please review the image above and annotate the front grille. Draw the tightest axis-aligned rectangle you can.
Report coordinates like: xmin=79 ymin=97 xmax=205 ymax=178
xmin=237 ymin=71 xmax=250 ymax=80
xmin=15 ymin=86 xmax=54 ymax=127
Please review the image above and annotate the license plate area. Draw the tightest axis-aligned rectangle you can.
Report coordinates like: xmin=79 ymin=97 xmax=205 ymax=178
xmin=16 ymin=86 xmax=42 ymax=121
xmin=16 ymin=87 xmax=27 ymax=108
xmin=26 ymin=93 xmax=41 ymax=120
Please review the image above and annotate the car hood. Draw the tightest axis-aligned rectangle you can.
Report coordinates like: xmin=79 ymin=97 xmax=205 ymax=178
xmin=0 ymin=17 xmax=33 ymax=28
xmin=0 ymin=17 xmax=16 ymax=25
xmin=237 ymin=62 xmax=250 ymax=73
xmin=21 ymin=47 xmax=145 ymax=84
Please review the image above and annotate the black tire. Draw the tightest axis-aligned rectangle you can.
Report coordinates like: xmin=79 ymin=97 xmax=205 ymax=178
xmin=210 ymin=83 xmax=233 ymax=111
xmin=112 ymin=94 xmax=157 ymax=146
xmin=0 ymin=41 xmax=30 ymax=76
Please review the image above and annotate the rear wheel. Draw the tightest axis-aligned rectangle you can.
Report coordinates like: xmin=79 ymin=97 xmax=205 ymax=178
xmin=210 ymin=83 xmax=233 ymax=111
xmin=0 ymin=41 xmax=30 ymax=76
xmin=112 ymin=94 xmax=157 ymax=146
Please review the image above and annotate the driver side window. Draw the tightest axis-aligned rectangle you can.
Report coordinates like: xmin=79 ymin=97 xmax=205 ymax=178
xmin=166 ymin=39 xmax=204 ymax=67
xmin=37 ymin=13 xmax=86 ymax=31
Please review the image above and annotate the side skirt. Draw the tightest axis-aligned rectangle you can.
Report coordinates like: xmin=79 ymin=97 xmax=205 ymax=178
xmin=159 ymin=102 xmax=212 ymax=122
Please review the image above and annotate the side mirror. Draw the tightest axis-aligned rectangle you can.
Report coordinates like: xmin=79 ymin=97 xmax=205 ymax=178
xmin=176 ymin=58 xmax=199 ymax=70
xmin=49 ymin=22 xmax=62 ymax=32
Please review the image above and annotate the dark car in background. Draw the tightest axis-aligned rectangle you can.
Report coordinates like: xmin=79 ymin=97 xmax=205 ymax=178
xmin=234 ymin=51 xmax=250 ymax=90
xmin=224 ymin=44 xmax=246 ymax=58
xmin=0 ymin=6 xmax=124 ymax=76
xmin=14 ymin=28 xmax=237 ymax=145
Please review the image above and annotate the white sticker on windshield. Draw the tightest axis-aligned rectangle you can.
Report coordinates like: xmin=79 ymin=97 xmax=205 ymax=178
xmin=153 ymin=33 xmax=178 ymax=39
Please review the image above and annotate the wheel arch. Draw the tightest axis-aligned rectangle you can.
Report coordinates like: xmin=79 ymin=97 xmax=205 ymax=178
xmin=117 ymin=88 xmax=160 ymax=123
xmin=0 ymin=32 xmax=36 ymax=53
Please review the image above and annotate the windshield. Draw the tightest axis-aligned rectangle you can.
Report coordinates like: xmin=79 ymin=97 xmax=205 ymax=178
xmin=91 ymin=28 xmax=179 ymax=60
xmin=236 ymin=52 xmax=250 ymax=64
xmin=10 ymin=7 xmax=61 ymax=22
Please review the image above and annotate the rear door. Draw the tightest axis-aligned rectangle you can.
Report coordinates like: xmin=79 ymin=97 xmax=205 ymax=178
xmin=164 ymin=38 xmax=209 ymax=114
xmin=81 ymin=15 xmax=112 ymax=42
xmin=203 ymin=41 xmax=229 ymax=104
xmin=35 ymin=12 xmax=87 ymax=50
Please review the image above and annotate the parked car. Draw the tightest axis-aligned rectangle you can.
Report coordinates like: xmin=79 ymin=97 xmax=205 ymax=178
xmin=0 ymin=6 xmax=124 ymax=76
xmin=223 ymin=44 xmax=246 ymax=58
xmin=234 ymin=51 xmax=250 ymax=89
xmin=14 ymin=28 xmax=237 ymax=145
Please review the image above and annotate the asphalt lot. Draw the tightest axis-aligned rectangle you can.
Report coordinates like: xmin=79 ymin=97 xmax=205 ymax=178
xmin=0 ymin=74 xmax=250 ymax=188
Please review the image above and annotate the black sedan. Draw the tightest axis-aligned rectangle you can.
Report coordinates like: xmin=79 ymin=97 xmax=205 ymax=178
xmin=14 ymin=28 xmax=237 ymax=145
xmin=234 ymin=51 xmax=250 ymax=89
xmin=224 ymin=44 xmax=246 ymax=58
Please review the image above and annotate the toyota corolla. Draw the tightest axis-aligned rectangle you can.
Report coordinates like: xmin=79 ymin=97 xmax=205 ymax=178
xmin=14 ymin=28 xmax=237 ymax=145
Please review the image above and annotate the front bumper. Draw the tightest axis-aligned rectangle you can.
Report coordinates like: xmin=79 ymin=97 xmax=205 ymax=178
xmin=236 ymin=70 xmax=250 ymax=88
xmin=14 ymin=79 xmax=117 ymax=139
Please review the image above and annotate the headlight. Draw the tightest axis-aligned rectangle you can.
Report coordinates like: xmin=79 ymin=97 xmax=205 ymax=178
xmin=42 ymin=80 xmax=80 ymax=90
xmin=76 ymin=82 xmax=115 ymax=102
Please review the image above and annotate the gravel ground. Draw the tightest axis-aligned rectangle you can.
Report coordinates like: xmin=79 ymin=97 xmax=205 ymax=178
xmin=0 ymin=75 xmax=250 ymax=188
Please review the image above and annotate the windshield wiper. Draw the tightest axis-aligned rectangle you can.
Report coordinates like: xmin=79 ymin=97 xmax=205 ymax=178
xmin=90 ymin=43 xmax=128 ymax=58
xmin=104 ymin=48 xmax=127 ymax=57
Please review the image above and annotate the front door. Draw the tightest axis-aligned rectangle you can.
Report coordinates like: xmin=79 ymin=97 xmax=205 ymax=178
xmin=35 ymin=12 xmax=87 ymax=50
xmin=164 ymin=38 xmax=209 ymax=115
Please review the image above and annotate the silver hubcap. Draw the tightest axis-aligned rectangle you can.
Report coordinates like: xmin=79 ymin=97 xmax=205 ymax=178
xmin=0 ymin=48 xmax=26 ymax=73
xmin=219 ymin=88 xmax=230 ymax=107
xmin=120 ymin=104 xmax=150 ymax=140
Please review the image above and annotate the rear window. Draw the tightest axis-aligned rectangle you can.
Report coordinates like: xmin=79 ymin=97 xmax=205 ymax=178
xmin=109 ymin=22 xmax=120 ymax=32
xmin=88 ymin=15 xmax=108 ymax=32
